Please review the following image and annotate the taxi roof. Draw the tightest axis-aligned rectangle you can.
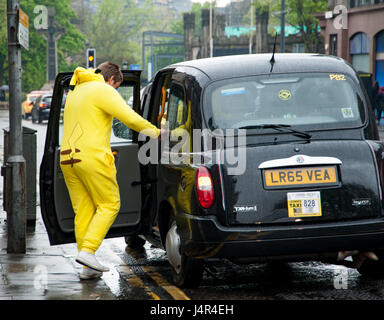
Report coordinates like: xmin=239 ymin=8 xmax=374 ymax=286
xmin=172 ymin=53 xmax=358 ymax=82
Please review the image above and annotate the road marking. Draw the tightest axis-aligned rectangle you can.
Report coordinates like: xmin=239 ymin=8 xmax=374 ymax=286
xmin=118 ymin=265 xmax=161 ymax=300
xmin=97 ymin=240 xmax=161 ymax=300
xmin=141 ymin=265 xmax=191 ymax=300
xmin=103 ymin=240 xmax=191 ymax=300
xmin=122 ymin=246 xmax=191 ymax=300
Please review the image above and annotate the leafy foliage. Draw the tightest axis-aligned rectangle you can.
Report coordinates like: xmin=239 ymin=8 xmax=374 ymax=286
xmin=280 ymin=0 xmax=327 ymax=53
xmin=84 ymin=0 xmax=182 ymax=67
xmin=267 ymin=0 xmax=328 ymax=53
xmin=0 ymin=0 xmax=85 ymax=94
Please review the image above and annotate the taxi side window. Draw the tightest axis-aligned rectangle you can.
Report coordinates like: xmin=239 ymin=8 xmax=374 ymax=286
xmin=156 ymin=74 xmax=172 ymax=128
xmin=166 ymin=84 xmax=191 ymax=154
xmin=167 ymin=85 xmax=187 ymax=130
xmin=111 ymin=83 xmax=136 ymax=142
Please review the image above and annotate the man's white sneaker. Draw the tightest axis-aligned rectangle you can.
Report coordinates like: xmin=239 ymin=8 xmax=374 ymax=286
xmin=79 ymin=267 xmax=103 ymax=280
xmin=75 ymin=250 xmax=110 ymax=272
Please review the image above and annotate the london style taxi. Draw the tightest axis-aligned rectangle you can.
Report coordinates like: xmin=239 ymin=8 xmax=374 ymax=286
xmin=40 ymin=53 xmax=384 ymax=288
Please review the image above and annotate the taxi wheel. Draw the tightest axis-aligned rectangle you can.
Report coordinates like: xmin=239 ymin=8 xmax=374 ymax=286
xmin=124 ymin=235 xmax=146 ymax=249
xmin=165 ymin=216 xmax=204 ymax=288
xmin=357 ymin=249 xmax=384 ymax=278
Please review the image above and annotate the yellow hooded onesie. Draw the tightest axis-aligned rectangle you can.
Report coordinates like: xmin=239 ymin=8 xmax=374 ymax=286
xmin=60 ymin=67 xmax=160 ymax=254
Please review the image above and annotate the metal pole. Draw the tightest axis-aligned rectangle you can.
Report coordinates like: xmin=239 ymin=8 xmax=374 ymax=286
xmin=150 ymin=30 xmax=154 ymax=78
xmin=249 ymin=0 xmax=253 ymax=54
xmin=209 ymin=0 xmax=213 ymax=58
xmin=142 ymin=32 xmax=145 ymax=81
xmin=280 ymin=0 xmax=285 ymax=53
xmin=6 ymin=0 xmax=26 ymax=253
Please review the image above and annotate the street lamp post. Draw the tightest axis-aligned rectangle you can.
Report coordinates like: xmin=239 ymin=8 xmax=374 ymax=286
xmin=6 ymin=0 xmax=26 ymax=253
xmin=249 ymin=0 xmax=253 ymax=54
xmin=280 ymin=0 xmax=285 ymax=53
xmin=209 ymin=0 xmax=213 ymax=58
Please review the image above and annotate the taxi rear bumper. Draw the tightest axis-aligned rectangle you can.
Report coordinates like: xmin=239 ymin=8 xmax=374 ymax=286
xmin=176 ymin=213 xmax=384 ymax=260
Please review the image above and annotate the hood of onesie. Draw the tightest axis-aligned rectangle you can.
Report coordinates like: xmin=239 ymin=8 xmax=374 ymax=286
xmin=69 ymin=67 xmax=105 ymax=90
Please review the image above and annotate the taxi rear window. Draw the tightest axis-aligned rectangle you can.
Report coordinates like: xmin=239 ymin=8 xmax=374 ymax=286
xmin=203 ymin=73 xmax=365 ymax=131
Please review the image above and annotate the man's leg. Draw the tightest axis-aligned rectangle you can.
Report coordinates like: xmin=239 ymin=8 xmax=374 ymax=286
xmin=61 ymin=165 xmax=96 ymax=252
xmin=75 ymin=154 xmax=121 ymax=254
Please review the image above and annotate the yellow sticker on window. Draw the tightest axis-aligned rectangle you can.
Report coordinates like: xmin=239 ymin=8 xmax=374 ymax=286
xmin=329 ymin=74 xmax=346 ymax=81
xmin=278 ymin=89 xmax=292 ymax=100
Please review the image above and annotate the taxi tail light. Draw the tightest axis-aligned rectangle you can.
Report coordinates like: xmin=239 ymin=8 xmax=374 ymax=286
xmin=196 ymin=167 xmax=214 ymax=209
xmin=39 ymin=103 xmax=48 ymax=108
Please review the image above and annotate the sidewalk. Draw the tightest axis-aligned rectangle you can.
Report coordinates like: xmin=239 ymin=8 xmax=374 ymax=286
xmin=0 ymin=208 xmax=116 ymax=300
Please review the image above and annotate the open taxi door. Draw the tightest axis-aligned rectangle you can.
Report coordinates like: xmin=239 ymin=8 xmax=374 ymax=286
xmin=40 ymin=70 xmax=145 ymax=245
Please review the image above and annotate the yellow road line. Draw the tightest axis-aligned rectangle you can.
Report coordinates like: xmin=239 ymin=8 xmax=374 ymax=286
xmin=118 ymin=265 xmax=161 ymax=300
xmin=142 ymin=266 xmax=191 ymax=300
xmin=122 ymin=247 xmax=191 ymax=300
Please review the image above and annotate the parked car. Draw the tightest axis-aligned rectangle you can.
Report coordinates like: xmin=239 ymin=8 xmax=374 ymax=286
xmin=31 ymin=93 xmax=52 ymax=123
xmin=22 ymin=90 xmax=50 ymax=119
xmin=41 ymin=54 xmax=384 ymax=288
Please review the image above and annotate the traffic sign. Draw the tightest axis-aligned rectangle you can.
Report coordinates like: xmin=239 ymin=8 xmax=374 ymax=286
xmin=18 ymin=8 xmax=29 ymax=50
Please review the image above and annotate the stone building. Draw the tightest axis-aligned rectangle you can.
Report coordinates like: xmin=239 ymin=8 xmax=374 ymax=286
xmin=183 ymin=8 xmax=306 ymax=61
xmin=316 ymin=0 xmax=384 ymax=85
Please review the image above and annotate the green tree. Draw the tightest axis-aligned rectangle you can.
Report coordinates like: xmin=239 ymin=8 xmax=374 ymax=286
xmin=271 ymin=0 xmax=327 ymax=53
xmin=241 ymin=0 xmax=327 ymax=53
xmin=84 ymin=0 xmax=152 ymax=65
xmin=284 ymin=0 xmax=327 ymax=53
xmin=83 ymin=0 xmax=181 ymax=67
xmin=0 ymin=0 xmax=8 ymax=87
xmin=0 ymin=0 xmax=85 ymax=94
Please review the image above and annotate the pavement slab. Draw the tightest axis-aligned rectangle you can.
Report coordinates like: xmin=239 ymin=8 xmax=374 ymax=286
xmin=0 ymin=209 xmax=116 ymax=300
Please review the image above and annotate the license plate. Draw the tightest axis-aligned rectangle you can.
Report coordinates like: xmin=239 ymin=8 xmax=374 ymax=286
xmin=287 ymin=191 xmax=322 ymax=217
xmin=263 ymin=166 xmax=337 ymax=188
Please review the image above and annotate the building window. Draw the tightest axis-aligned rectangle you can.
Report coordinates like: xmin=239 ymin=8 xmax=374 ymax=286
xmin=350 ymin=32 xmax=369 ymax=54
xmin=350 ymin=32 xmax=370 ymax=72
xmin=376 ymin=30 xmax=384 ymax=86
xmin=376 ymin=30 xmax=384 ymax=53
xmin=350 ymin=0 xmax=381 ymax=7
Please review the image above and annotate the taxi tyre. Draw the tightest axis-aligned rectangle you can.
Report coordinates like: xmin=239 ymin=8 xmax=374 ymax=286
xmin=357 ymin=249 xmax=384 ymax=278
xmin=124 ymin=235 xmax=146 ymax=249
xmin=165 ymin=216 xmax=204 ymax=288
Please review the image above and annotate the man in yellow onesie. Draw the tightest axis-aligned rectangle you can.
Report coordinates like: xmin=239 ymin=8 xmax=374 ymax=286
xmin=60 ymin=62 xmax=160 ymax=280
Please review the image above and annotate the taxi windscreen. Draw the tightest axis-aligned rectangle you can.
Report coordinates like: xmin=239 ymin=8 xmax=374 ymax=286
xmin=203 ymin=73 xmax=366 ymax=131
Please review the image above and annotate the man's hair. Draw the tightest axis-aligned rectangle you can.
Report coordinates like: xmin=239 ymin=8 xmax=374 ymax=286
xmin=97 ymin=61 xmax=123 ymax=84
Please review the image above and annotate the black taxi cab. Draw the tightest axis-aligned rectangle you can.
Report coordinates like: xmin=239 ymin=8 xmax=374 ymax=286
xmin=41 ymin=53 xmax=384 ymax=288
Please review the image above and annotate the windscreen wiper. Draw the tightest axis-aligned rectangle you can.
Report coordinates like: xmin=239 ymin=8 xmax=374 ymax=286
xmin=239 ymin=124 xmax=312 ymax=140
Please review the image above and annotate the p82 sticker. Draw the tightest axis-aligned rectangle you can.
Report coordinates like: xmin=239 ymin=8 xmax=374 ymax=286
xmin=329 ymin=74 xmax=346 ymax=81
